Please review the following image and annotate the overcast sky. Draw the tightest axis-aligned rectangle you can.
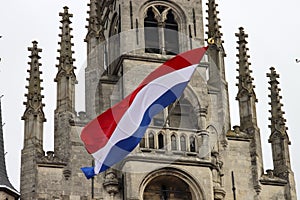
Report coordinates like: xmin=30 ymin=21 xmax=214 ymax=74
xmin=0 ymin=0 xmax=299 ymax=197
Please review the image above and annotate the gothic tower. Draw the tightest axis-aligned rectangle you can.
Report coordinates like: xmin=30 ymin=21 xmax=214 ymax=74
xmin=19 ymin=0 xmax=297 ymax=199
xmin=84 ymin=0 xmax=230 ymax=199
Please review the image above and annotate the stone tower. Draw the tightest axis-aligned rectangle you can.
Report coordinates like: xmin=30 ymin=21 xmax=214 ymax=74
xmin=19 ymin=0 xmax=297 ymax=200
xmin=85 ymin=0 xmax=229 ymax=199
xmin=0 ymin=97 xmax=19 ymax=199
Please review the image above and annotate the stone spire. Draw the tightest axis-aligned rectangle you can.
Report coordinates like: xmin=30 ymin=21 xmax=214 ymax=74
xmin=267 ymin=67 xmax=291 ymax=176
xmin=267 ymin=67 xmax=288 ymax=137
xmin=0 ymin=97 xmax=20 ymax=199
xmin=235 ymin=28 xmax=264 ymax=195
xmin=22 ymin=41 xmax=46 ymax=150
xmin=85 ymin=0 xmax=116 ymax=41
xmin=86 ymin=0 xmax=103 ymax=40
xmin=267 ymin=67 xmax=296 ymax=199
xmin=206 ymin=0 xmax=223 ymax=46
xmin=235 ymin=27 xmax=258 ymax=130
xmin=55 ymin=6 xmax=77 ymax=114
xmin=54 ymin=7 xmax=77 ymax=162
xmin=205 ymin=0 xmax=230 ymax=135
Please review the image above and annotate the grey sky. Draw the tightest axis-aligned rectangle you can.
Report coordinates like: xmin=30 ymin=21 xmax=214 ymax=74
xmin=0 ymin=0 xmax=299 ymax=197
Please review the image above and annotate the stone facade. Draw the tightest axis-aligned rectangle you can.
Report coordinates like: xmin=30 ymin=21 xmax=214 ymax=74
xmin=19 ymin=0 xmax=297 ymax=200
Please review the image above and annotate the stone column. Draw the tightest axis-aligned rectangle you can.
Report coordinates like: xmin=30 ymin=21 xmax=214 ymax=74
xmin=197 ymin=130 xmax=210 ymax=159
xmin=197 ymin=107 xmax=208 ymax=130
xmin=197 ymin=108 xmax=210 ymax=159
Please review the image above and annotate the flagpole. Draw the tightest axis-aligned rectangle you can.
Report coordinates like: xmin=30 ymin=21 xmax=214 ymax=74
xmin=231 ymin=171 xmax=237 ymax=200
xmin=91 ymin=160 xmax=95 ymax=198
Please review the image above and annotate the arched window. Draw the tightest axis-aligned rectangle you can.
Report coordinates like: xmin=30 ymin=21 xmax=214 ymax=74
xmin=180 ymin=135 xmax=186 ymax=151
xmin=140 ymin=136 xmax=146 ymax=148
xmin=149 ymin=132 xmax=155 ymax=148
xmin=108 ymin=13 xmax=121 ymax=73
xmin=144 ymin=5 xmax=179 ymax=55
xmin=144 ymin=8 xmax=159 ymax=53
xmin=164 ymin=11 xmax=179 ymax=55
xmin=190 ymin=136 xmax=196 ymax=152
xmin=171 ymin=134 xmax=177 ymax=150
xmin=158 ymin=133 xmax=164 ymax=149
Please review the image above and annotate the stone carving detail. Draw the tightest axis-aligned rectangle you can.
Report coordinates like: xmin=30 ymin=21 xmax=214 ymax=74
xmin=36 ymin=151 xmax=66 ymax=166
xmin=63 ymin=169 xmax=72 ymax=180
xmin=206 ymin=0 xmax=223 ymax=46
xmin=103 ymin=169 xmax=119 ymax=196
xmin=211 ymin=151 xmax=225 ymax=200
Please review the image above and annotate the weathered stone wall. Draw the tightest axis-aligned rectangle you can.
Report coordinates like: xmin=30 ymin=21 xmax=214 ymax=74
xmin=31 ymin=126 xmax=106 ymax=199
xmin=222 ymin=139 xmax=257 ymax=199
xmin=260 ymin=185 xmax=285 ymax=200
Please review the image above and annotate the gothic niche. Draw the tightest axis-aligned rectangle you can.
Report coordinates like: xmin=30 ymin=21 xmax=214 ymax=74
xmin=144 ymin=5 xmax=179 ymax=55
xmin=143 ymin=175 xmax=192 ymax=200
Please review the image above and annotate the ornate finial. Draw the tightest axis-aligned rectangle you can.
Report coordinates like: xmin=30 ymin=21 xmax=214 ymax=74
xmin=267 ymin=67 xmax=288 ymax=138
xmin=60 ymin=6 xmax=73 ymax=23
xmin=235 ymin=27 xmax=256 ymax=101
xmin=86 ymin=0 xmax=105 ymax=40
xmin=86 ymin=0 xmax=116 ymax=41
xmin=22 ymin=41 xmax=46 ymax=122
xmin=206 ymin=0 xmax=223 ymax=45
xmin=87 ymin=0 xmax=100 ymax=31
xmin=55 ymin=7 xmax=76 ymax=83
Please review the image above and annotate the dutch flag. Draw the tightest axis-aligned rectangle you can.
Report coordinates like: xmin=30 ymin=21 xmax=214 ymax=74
xmin=81 ymin=47 xmax=207 ymax=179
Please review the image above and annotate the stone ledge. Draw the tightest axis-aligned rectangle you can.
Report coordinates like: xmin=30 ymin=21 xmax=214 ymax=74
xmin=260 ymin=175 xmax=287 ymax=186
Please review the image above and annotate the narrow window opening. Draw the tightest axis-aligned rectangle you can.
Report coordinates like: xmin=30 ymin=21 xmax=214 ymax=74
xmin=189 ymin=25 xmax=192 ymax=49
xmin=136 ymin=19 xmax=139 ymax=44
xmin=171 ymin=134 xmax=177 ymax=150
xmin=193 ymin=8 xmax=197 ymax=37
xmin=149 ymin=133 xmax=155 ymax=148
xmin=130 ymin=1 xmax=133 ymax=29
xmin=140 ymin=136 xmax=145 ymax=148
xmin=164 ymin=11 xmax=179 ymax=55
xmin=144 ymin=8 xmax=160 ymax=53
xmin=158 ymin=133 xmax=164 ymax=149
xmin=180 ymin=136 xmax=186 ymax=151
xmin=190 ymin=136 xmax=196 ymax=152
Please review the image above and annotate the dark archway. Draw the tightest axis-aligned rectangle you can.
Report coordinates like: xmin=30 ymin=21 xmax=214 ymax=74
xmin=143 ymin=175 xmax=192 ymax=200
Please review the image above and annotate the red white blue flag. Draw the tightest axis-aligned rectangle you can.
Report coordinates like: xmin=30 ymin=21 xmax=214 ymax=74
xmin=81 ymin=47 xmax=207 ymax=179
